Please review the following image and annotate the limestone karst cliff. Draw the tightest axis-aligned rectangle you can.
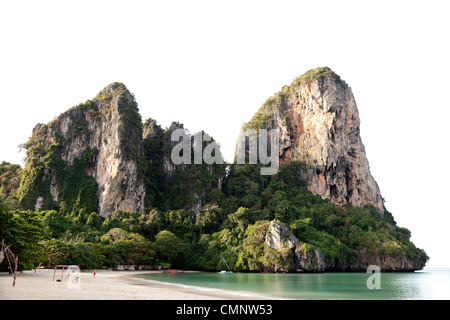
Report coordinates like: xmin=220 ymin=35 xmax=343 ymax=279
xmin=4 ymin=75 xmax=427 ymax=272
xmin=237 ymin=67 xmax=384 ymax=214
xmin=16 ymin=83 xmax=225 ymax=217
xmin=17 ymin=83 xmax=145 ymax=217
xmin=263 ymin=219 xmax=425 ymax=272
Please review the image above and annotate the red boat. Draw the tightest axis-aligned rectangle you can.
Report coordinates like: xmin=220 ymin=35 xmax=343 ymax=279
xmin=168 ymin=269 xmax=181 ymax=274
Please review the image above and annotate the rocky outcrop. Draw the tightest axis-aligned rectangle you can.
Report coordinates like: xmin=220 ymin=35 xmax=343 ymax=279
xmin=354 ymin=248 xmax=426 ymax=272
xmin=143 ymin=118 xmax=161 ymax=140
xmin=265 ymin=220 xmax=298 ymax=250
xmin=238 ymin=67 xmax=384 ymax=214
xmin=294 ymin=244 xmax=326 ymax=273
xmin=264 ymin=220 xmax=326 ymax=272
xmin=258 ymin=219 xmax=425 ymax=273
xmin=18 ymin=83 xmax=145 ymax=217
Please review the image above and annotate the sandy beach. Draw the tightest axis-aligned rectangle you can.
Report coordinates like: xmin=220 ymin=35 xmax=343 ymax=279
xmin=0 ymin=269 xmax=264 ymax=300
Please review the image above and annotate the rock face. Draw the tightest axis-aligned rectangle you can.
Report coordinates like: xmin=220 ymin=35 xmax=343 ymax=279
xmin=17 ymin=84 xmax=225 ymax=218
xmin=294 ymin=244 xmax=326 ymax=273
xmin=18 ymin=83 xmax=145 ymax=217
xmin=265 ymin=220 xmax=298 ymax=250
xmin=239 ymin=67 xmax=384 ymax=214
xmin=355 ymin=248 xmax=426 ymax=272
xmin=264 ymin=220 xmax=326 ymax=272
xmin=259 ymin=219 xmax=425 ymax=272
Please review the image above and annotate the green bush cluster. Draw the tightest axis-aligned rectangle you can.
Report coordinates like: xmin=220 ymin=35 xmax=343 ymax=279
xmin=0 ymin=161 xmax=22 ymax=206
xmin=292 ymin=66 xmax=344 ymax=87
xmin=0 ymin=199 xmax=184 ymax=270
xmin=141 ymin=121 xmax=226 ymax=212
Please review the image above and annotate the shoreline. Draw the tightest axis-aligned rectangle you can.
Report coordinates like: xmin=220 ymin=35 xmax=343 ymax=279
xmin=0 ymin=269 xmax=269 ymax=300
xmin=126 ymin=273 xmax=277 ymax=300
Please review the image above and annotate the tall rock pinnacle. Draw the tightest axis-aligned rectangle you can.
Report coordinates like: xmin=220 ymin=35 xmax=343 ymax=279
xmin=238 ymin=67 xmax=384 ymax=213
xmin=18 ymin=82 xmax=145 ymax=217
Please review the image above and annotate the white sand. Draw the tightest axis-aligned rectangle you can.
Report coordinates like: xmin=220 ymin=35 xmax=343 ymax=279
xmin=0 ymin=269 xmax=264 ymax=300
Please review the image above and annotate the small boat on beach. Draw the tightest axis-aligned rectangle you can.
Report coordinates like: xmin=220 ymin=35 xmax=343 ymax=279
xmin=168 ymin=269 xmax=184 ymax=274
xmin=219 ymin=257 xmax=233 ymax=274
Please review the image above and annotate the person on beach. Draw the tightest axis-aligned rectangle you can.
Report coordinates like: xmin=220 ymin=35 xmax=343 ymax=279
xmin=93 ymin=270 xmax=96 ymax=278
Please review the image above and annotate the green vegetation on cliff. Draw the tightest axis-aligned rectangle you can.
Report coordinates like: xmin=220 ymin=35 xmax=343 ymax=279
xmin=0 ymin=78 xmax=427 ymax=272
xmin=16 ymin=140 xmax=99 ymax=215
xmin=0 ymin=161 xmax=21 ymax=206
xmin=0 ymin=160 xmax=428 ymax=271
xmin=141 ymin=120 xmax=226 ymax=212
xmin=15 ymin=82 xmax=142 ymax=215
xmin=292 ymin=66 xmax=344 ymax=86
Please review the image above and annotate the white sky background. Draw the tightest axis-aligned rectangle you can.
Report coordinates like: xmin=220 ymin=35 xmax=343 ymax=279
xmin=1 ymin=0 xmax=449 ymax=267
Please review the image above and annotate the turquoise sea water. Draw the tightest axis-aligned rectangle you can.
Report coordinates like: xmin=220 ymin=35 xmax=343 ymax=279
xmin=137 ymin=268 xmax=450 ymax=300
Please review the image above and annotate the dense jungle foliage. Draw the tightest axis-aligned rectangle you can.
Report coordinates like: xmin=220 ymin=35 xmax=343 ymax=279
xmin=0 ymin=160 xmax=427 ymax=272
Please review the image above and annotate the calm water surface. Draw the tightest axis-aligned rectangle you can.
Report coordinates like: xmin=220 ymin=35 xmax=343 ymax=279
xmin=137 ymin=268 xmax=450 ymax=300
